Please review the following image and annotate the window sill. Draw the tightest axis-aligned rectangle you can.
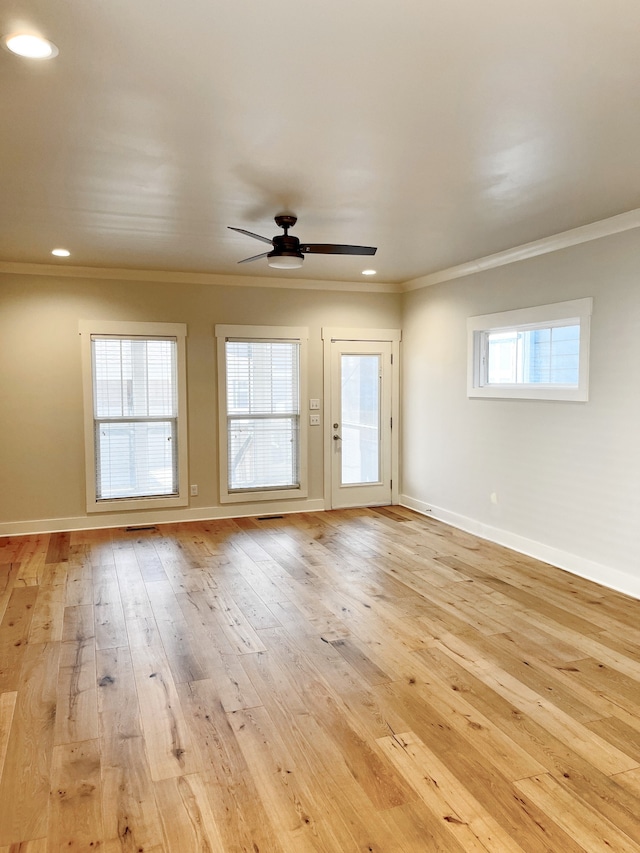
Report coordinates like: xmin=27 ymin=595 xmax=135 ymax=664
xmin=220 ymin=486 xmax=308 ymax=504
xmin=87 ymin=493 xmax=189 ymax=513
xmin=469 ymin=385 xmax=588 ymax=402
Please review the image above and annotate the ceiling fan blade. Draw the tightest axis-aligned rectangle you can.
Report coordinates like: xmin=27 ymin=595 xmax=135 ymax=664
xmin=299 ymin=243 xmax=377 ymax=256
xmin=228 ymin=226 xmax=273 ymax=245
xmin=238 ymin=251 xmax=270 ymax=264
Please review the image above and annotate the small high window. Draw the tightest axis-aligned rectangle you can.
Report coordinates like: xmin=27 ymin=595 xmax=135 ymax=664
xmin=467 ymin=298 xmax=592 ymax=401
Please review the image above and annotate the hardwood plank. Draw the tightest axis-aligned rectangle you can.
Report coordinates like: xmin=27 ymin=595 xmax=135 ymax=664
xmin=217 ymin=571 xmax=282 ymax=630
xmin=378 ymin=730 xmax=527 ymax=852
xmin=96 ymin=646 xmax=165 ymax=848
xmin=28 ymin=585 xmax=65 ymax=645
xmin=286 ymin=710 xmax=423 ymax=853
xmin=227 ymin=705 xmax=356 ymax=853
xmin=0 ymin=562 xmax=20 ymax=625
xmin=383 ymin=800 xmax=469 ymax=853
xmin=417 ymin=643 xmax=640 ymax=846
xmin=145 ymin=580 xmax=206 ymax=682
xmin=0 ymin=691 xmax=17 ymax=784
xmin=48 ymin=739 xmax=103 ymax=851
xmin=252 ymin=629 xmax=415 ymax=810
xmin=330 ymin=636 xmax=394 ymax=686
xmin=433 ymin=632 xmax=640 ymax=776
xmin=510 ymin=606 xmax=640 ymax=683
xmin=378 ymin=661 xmax=546 ymax=782
xmin=457 ymin=630 xmax=605 ymax=724
xmin=515 ymin=772 xmax=640 ymax=853
xmin=0 ymin=586 xmax=38 ymax=691
xmin=203 ymin=651 xmax=263 ymax=713
xmin=272 ymin=627 xmax=408 ymax=741
xmin=15 ymin=539 xmax=48 ymax=587
xmin=375 ymin=681 xmax=587 ymax=853
xmin=586 ymin=715 xmax=640 ymax=765
xmin=566 ymin=656 xmax=640 ymax=714
xmin=124 ymin=614 xmax=160 ymax=649
xmin=132 ymin=537 xmax=168 ymax=584
xmin=54 ymin=635 xmax=98 ymax=745
xmin=175 ymin=592 xmax=263 ymax=710
xmin=113 ymin=554 xmax=154 ymax=621
xmin=177 ymin=678 xmax=285 ymax=853
xmin=64 ymin=562 xmax=93 ymax=608
xmin=93 ymin=566 xmax=128 ymax=651
xmin=154 ymin=773 xmax=226 ymax=852
xmin=129 ymin=643 xmax=201 ymax=781
xmin=101 ymin=735 xmax=164 ymax=851
xmin=0 ymin=643 xmax=59 ymax=846
xmin=44 ymin=533 xmax=70 ymax=566
xmin=174 ymin=589 xmax=236 ymax=656
xmin=61 ymin=604 xmax=94 ymax=644
xmin=0 ymin=839 xmax=48 ymax=853
xmin=613 ymin=767 xmax=640 ymax=799
xmin=200 ymin=587 xmax=268 ymax=655
xmin=231 ymin=548 xmax=292 ymax=605
xmin=96 ymin=646 xmax=142 ymax=740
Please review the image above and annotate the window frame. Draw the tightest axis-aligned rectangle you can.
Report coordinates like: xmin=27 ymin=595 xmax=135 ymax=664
xmin=467 ymin=298 xmax=593 ymax=401
xmin=80 ymin=320 xmax=189 ymax=513
xmin=215 ymin=324 xmax=308 ymax=504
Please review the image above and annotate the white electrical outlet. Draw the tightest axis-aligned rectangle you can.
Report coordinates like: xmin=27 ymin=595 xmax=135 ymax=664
xmin=190 ymin=485 xmax=198 ymax=496
xmin=309 ymin=414 xmax=320 ymax=426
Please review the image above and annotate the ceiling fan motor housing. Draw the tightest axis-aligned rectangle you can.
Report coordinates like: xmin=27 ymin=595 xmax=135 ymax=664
xmin=269 ymin=233 xmax=303 ymax=261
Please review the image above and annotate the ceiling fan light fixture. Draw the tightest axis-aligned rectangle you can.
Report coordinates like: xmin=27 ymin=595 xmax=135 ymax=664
xmin=267 ymin=254 xmax=304 ymax=270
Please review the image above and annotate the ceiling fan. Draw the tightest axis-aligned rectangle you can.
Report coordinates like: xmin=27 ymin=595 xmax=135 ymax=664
xmin=228 ymin=214 xmax=377 ymax=270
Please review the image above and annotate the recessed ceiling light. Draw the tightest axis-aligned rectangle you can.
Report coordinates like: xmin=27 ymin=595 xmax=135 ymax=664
xmin=2 ymin=33 xmax=59 ymax=59
xmin=51 ymin=248 xmax=70 ymax=257
xmin=362 ymin=269 xmax=377 ymax=276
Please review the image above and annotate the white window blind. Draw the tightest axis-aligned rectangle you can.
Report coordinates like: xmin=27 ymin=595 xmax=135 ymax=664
xmin=225 ymin=339 xmax=300 ymax=492
xmin=92 ymin=336 xmax=178 ymax=500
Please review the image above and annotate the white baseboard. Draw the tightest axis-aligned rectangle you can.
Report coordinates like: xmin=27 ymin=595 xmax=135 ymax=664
xmin=0 ymin=498 xmax=326 ymax=538
xmin=400 ymin=494 xmax=640 ymax=601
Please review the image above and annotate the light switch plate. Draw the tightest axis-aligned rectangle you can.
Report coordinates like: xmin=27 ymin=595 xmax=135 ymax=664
xmin=309 ymin=414 xmax=320 ymax=426
xmin=309 ymin=398 xmax=320 ymax=410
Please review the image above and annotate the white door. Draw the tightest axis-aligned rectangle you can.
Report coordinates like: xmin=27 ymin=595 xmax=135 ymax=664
xmin=329 ymin=340 xmax=393 ymax=508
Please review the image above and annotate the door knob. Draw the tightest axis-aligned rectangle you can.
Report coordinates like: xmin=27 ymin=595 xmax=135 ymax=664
xmin=333 ymin=434 xmax=341 ymax=440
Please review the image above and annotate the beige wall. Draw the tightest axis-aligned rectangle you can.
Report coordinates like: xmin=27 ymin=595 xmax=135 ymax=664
xmin=0 ymin=272 xmax=401 ymax=529
xmin=400 ymin=228 xmax=640 ymax=597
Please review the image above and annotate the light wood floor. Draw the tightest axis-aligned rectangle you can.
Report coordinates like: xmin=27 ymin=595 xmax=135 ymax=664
xmin=1 ymin=508 xmax=640 ymax=852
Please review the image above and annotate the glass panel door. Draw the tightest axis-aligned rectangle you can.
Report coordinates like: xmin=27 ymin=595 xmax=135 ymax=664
xmin=341 ymin=354 xmax=380 ymax=485
xmin=330 ymin=340 xmax=392 ymax=509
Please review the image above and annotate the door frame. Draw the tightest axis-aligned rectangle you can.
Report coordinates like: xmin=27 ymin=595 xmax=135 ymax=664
xmin=322 ymin=327 xmax=401 ymax=509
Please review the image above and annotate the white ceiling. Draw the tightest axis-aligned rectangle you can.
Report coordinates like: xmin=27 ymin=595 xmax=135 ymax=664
xmin=2 ymin=0 xmax=640 ymax=284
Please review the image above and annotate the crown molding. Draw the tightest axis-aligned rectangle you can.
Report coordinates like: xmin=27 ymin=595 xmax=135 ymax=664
xmin=401 ymin=208 xmax=640 ymax=291
xmin=0 ymin=261 xmax=400 ymax=294
xmin=3 ymin=208 xmax=639 ymax=295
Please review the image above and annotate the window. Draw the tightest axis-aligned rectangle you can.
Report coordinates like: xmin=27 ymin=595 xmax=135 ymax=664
xmin=80 ymin=321 xmax=188 ymax=512
xmin=467 ymin=298 xmax=592 ymax=401
xmin=216 ymin=325 xmax=308 ymax=503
